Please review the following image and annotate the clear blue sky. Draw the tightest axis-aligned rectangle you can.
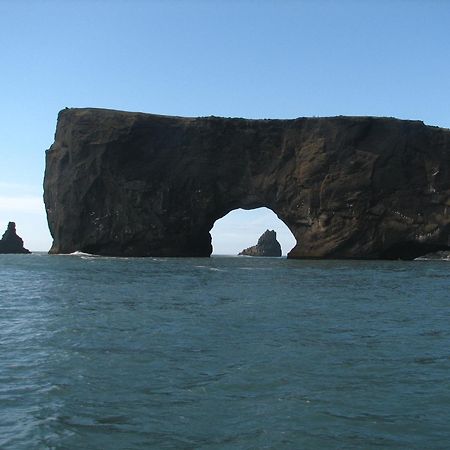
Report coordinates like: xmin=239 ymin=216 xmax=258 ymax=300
xmin=1 ymin=0 xmax=449 ymax=253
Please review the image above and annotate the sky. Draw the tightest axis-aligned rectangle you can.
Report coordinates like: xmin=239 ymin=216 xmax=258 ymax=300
xmin=1 ymin=0 xmax=449 ymax=253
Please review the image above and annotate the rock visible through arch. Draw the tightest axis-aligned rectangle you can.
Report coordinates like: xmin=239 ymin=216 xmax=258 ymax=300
xmin=239 ymin=230 xmax=282 ymax=257
xmin=44 ymin=108 xmax=450 ymax=259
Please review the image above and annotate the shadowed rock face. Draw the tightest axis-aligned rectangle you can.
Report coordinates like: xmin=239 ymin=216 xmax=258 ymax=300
xmin=239 ymin=230 xmax=282 ymax=257
xmin=0 ymin=222 xmax=31 ymax=254
xmin=44 ymin=108 xmax=450 ymax=259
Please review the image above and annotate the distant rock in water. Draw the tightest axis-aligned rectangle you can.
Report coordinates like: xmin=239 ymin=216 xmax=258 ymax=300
xmin=0 ymin=222 xmax=31 ymax=254
xmin=239 ymin=230 xmax=282 ymax=257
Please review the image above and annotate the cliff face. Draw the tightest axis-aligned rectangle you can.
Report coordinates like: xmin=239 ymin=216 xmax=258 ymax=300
xmin=0 ymin=222 xmax=31 ymax=254
xmin=44 ymin=108 xmax=450 ymax=259
xmin=239 ymin=230 xmax=282 ymax=257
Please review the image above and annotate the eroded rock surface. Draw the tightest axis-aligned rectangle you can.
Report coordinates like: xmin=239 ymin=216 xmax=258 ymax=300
xmin=239 ymin=230 xmax=282 ymax=257
xmin=44 ymin=108 xmax=450 ymax=259
xmin=0 ymin=222 xmax=31 ymax=254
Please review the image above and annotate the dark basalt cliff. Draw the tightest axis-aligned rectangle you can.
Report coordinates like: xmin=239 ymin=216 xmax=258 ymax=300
xmin=0 ymin=222 xmax=31 ymax=254
xmin=44 ymin=108 xmax=450 ymax=259
xmin=239 ymin=230 xmax=282 ymax=257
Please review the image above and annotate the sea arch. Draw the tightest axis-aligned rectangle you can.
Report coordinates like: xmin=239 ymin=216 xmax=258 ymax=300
xmin=44 ymin=108 xmax=450 ymax=259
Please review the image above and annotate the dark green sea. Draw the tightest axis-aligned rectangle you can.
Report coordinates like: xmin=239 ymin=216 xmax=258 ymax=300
xmin=1 ymin=253 xmax=449 ymax=449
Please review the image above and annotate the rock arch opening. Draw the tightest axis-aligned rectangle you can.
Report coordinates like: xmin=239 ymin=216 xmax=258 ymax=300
xmin=210 ymin=207 xmax=297 ymax=256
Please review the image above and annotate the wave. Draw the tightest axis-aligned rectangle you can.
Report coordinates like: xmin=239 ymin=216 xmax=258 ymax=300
xmin=414 ymin=250 xmax=450 ymax=261
xmin=68 ymin=251 xmax=99 ymax=257
xmin=415 ymin=256 xmax=450 ymax=261
xmin=195 ymin=265 xmax=226 ymax=272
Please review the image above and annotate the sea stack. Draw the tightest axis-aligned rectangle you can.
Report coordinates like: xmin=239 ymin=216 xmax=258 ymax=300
xmin=239 ymin=230 xmax=282 ymax=257
xmin=0 ymin=222 xmax=31 ymax=254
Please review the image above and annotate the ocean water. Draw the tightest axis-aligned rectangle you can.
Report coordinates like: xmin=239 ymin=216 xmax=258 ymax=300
xmin=1 ymin=254 xmax=449 ymax=450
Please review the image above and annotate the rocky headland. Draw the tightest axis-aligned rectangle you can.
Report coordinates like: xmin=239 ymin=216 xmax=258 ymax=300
xmin=239 ymin=230 xmax=282 ymax=257
xmin=0 ymin=222 xmax=31 ymax=254
xmin=44 ymin=108 xmax=450 ymax=259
